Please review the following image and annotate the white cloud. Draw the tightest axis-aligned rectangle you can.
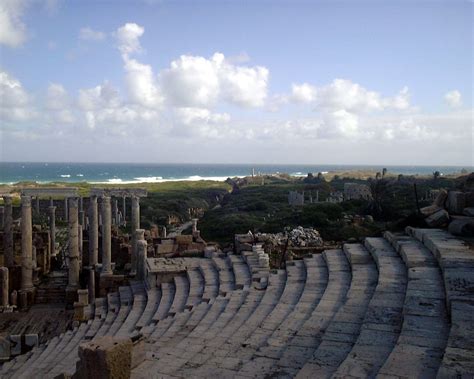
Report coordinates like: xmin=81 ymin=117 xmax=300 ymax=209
xmin=116 ymin=23 xmax=144 ymax=57
xmin=291 ymin=83 xmax=317 ymax=103
xmin=79 ymin=27 xmax=106 ymax=41
xmin=78 ymin=81 xmax=121 ymax=111
xmin=173 ymin=107 xmax=231 ymax=138
xmin=160 ymin=52 xmax=269 ymax=108
xmin=160 ymin=54 xmax=221 ymax=108
xmin=445 ymin=90 xmax=462 ymax=108
xmin=123 ymin=57 xmax=163 ymax=108
xmin=219 ymin=61 xmax=269 ymax=107
xmin=289 ymin=79 xmax=411 ymax=113
xmin=0 ymin=70 xmax=34 ymax=121
xmin=0 ymin=0 xmax=28 ymax=47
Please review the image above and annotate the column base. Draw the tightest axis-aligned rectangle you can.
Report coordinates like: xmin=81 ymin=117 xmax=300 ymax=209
xmin=18 ymin=289 xmax=35 ymax=309
xmin=66 ymin=287 xmax=79 ymax=305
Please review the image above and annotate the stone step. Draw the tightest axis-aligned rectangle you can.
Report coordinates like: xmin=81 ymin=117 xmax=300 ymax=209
xmin=377 ymin=235 xmax=449 ymax=378
xmin=297 ymin=243 xmax=378 ymax=378
xmin=334 ymin=238 xmax=407 ymax=378
xmin=269 ymin=249 xmax=351 ymax=378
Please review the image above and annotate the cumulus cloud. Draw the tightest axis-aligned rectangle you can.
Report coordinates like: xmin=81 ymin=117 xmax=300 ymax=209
xmin=116 ymin=23 xmax=144 ymax=57
xmin=160 ymin=52 xmax=269 ymax=108
xmin=123 ymin=57 xmax=163 ymax=108
xmin=0 ymin=70 xmax=34 ymax=121
xmin=79 ymin=27 xmax=106 ymax=41
xmin=172 ymin=107 xmax=231 ymax=138
xmin=288 ymin=79 xmax=411 ymax=114
xmin=445 ymin=90 xmax=462 ymax=108
xmin=0 ymin=0 xmax=28 ymax=47
xmin=160 ymin=54 xmax=221 ymax=108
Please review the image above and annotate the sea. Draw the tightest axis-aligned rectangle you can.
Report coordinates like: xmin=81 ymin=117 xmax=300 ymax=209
xmin=0 ymin=162 xmax=472 ymax=185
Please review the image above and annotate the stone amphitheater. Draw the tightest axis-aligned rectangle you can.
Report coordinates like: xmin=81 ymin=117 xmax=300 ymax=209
xmin=1 ymin=226 xmax=473 ymax=378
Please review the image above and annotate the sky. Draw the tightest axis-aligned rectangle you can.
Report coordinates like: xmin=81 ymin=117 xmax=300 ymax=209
xmin=0 ymin=0 xmax=472 ymax=165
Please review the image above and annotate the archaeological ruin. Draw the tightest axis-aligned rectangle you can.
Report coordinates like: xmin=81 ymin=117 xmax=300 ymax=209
xmin=0 ymin=186 xmax=473 ymax=378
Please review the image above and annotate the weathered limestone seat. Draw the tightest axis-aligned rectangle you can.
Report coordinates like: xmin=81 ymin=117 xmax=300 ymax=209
xmin=333 ymin=238 xmax=407 ymax=378
xmin=295 ymin=243 xmax=378 ymax=378
xmin=3 ymin=231 xmax=473 ymax=379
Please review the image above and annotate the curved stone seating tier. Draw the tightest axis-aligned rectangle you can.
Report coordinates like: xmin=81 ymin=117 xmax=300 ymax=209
xmin=3 ymin=233 xmax=473 ymax=379
xmin=404 ymin=228 xmax=474 ymax=378
xmin=377 ymin=235 xmax=449 ymax=378
xmin=243 ymin=254 xmax=329 ymax=377
xmin=295 ymin=244 xmax=378 ymax=378
xmin=333 ymin=238 xmax=407 ymax=378
xmin=168 ymin=275 xmax=190 ymax=316
xmin=135 ymin=287 xmax=161 ymax=330
xmin=185 ymin=268 xmax=205 ymax=308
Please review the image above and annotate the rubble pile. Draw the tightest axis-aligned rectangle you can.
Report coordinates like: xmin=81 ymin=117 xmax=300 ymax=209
xmin=420 ymin=173 xmax=474 ymax=237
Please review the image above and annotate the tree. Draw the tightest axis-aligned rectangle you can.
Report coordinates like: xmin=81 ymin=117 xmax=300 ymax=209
xmin=382 ymin=168 xmax=387 ymax=177
xmin=376 ymin=172 xmax=382 ymax=180
xmin=433 ymin=171 xmax=441 ymax=180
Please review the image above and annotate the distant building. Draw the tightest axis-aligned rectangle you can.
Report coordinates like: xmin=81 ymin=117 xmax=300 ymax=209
xmin=344 ymin=183 xmax=372 ymax=201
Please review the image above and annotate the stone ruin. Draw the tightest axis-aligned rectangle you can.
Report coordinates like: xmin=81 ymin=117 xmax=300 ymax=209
xmin=420 ymin=174 xmax=474 ymax=237
xmin=0 ymin=187 xmax=473 ymax=378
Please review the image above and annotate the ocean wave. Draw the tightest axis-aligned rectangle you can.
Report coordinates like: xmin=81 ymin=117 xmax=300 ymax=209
xmin=76 ymin=174 xmax=84 ymax=177
xmin=90 ymin=175 xmax=245 ymax=184
xmin=60 ymin=174 xmax=71 ymax=178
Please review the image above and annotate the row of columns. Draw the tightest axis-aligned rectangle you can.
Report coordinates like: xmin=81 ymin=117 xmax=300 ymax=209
xmin=2 ymin=193 xmax=143 ymax=306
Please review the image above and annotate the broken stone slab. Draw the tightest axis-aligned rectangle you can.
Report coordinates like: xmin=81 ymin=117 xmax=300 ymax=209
xmin=0 ymin=337 xmax=10 ymax=362
xmin=447 ymin=191 xmax=466 ymax=214
xmin=9 ymin=335 xmax=21 ymax=356
xmin=433 ymin=189 xmax=448 ymax=207
xmin=24 ymin=334 xmax=38 ymax=349
xmin=463 ymin=207 xmax=474 ymax=216
xmin=420 ymin=204 xmax=443 ymax=217
xmin=425 ymin=209 xmax=450 ymax=227
xmin=448 ymin=218 xmax=474 ymax=237
xmin=75 ymin=336 xmax=132 ymax=379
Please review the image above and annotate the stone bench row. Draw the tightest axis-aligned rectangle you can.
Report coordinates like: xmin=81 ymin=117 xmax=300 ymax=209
xmin=404 ymin=228 xmax=474 ymax=378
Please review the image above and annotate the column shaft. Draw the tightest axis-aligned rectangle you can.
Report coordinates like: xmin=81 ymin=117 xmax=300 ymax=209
xmin=136 ymin=240 xmax=147 ymax=281
xmin=68 ymin=198 xmax=80 ymax=290
xmin=0 ymin=267 xmax=8 ymax=307
xmin=101 ymin=196 xmax=112 ymax=275
xmin=88 ymin=196 xmax=98 ymax=266
xmin=130 ymin=196 xmax=140 ymax=273
xmin=3 ymin=196 xmax=14 ymax=267
xmin=49 ymin=206 xmax=56 ymax=257
xmin=20 ymin=196 xmax=33 ymax=291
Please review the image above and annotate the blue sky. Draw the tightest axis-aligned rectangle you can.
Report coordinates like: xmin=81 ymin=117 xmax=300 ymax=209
xmin=0 ymin=0 xmax=472 ymax=165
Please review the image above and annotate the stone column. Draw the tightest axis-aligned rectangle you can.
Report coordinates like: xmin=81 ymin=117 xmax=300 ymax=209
xmin=162 ymin=226 xmax=167 ymax=238
xmin=112 ymin=199 xmax=118 ymax=226
xmin=3 ymin=196 xmax=14 ymax=268
xmin=67 ymin=198 xmax=80 ymax=290
xmin=101 ymin=196 xmax=112 ymax=276
xmin=130 ymin=196 xmax=140 ymax=274
xmin=64 ymin=198 xmax=69 ymax=222
xmin=192 ymin=218 xmax=198 ymax=234
xmin=49 ymin=206 xmax=56 ymax=257
xmin=88 ymin=268 xmax=95 ymax=305
xmin=0 ymin=267 xmax=9 ymax=307
xmin=122 ymin=196 xmax=126 ymax=225
xmin=20 ymin=196 xmax=34 ymax=292
xmin=0 ymin=206 xmax=4 ymax=229
xmin=78 ymin=224 xmax=83 ymax=268
xmin=35 ymin=197 xmax=40 ymax=214
xmin=137 ymin=240 xmax=147 ymax=281
xmin=88 ymin=196 xmax=98 ymax=267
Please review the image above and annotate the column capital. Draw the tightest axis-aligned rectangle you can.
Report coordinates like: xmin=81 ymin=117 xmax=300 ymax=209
xmin=21 ymin=195 xmax=31 ymax=207
xmin=3 ymin=195 xmax=13 ymax=205
xmin=69 ymin=197 xmax=79 ymax=208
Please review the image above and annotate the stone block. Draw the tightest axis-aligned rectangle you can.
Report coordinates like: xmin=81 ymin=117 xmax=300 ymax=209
xmin=24 ymin=334 xmax=38 ymax=349
xmin=76 ymin=336 xmax=132 ymax=379
xmin=448 ymin=218 xmax=474 ymax=237
xmin=425 ymin=209 xmax=449 ymax=227
xmin=0 ymin=337 xmax=10 ymax=362
xmin=463 ymin=207 xmax=474 ymax=216
xmin=9 ymin=334 xmax=21 ymax=356
xmin=447 ymin=191 xmax=466 ymax=214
